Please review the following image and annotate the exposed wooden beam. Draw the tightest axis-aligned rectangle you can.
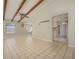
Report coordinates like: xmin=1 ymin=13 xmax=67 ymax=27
xmin=3 ymin=0 xmax=8 ymax=20
xmin=18 ymin=0 xmax=44 ymax=22
xmin=11 ymin=0 xmax=26 ymax=22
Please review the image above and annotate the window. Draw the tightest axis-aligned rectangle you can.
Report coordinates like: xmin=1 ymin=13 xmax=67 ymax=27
xmin=6 ymin=23 xmax=15 ymax=33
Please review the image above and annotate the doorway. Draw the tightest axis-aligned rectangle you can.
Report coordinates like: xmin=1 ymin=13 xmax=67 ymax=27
xmin=52 ymin=13 xmax=68 ymax=43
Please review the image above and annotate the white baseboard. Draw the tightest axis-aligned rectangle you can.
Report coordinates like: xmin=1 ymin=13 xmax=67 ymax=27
xmin=39 ymin=38 xmax=53 ymax=42
xmin=33 ymin=37 xmax=53 ymax=42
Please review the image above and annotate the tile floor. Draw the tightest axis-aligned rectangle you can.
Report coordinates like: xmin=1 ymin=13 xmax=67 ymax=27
xmin=4 ymin=33 xmax=74 ymax=59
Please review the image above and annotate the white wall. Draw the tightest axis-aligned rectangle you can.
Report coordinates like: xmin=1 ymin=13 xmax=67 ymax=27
xmin=28 ymin=0 xmax=74 ymax=47
xmin=15 ymin=23 xmax=27 ymax=35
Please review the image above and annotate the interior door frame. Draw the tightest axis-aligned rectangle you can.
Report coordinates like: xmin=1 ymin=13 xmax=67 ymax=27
xmin=52 ymin=13 xmax=68 ymax=43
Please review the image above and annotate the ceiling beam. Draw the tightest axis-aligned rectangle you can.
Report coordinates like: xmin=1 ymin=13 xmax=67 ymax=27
xmin=3 ymin=0 xmax=8 ymax=20
xmin=18 ymin=0 xmax=44 ymax=22
xmin=11 ymin=0 xmax=27 ymax=22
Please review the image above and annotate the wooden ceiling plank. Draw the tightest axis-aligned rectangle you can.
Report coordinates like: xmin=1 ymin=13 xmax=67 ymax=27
xmin=3 ymin=0 xmax=8 ymax=20
xmin=18 ymin=0 xmax=44 ymax=22
xmin=11 ymin=0 xmax=26 ymax=21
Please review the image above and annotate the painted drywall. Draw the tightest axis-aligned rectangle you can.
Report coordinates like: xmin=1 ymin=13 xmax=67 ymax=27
xmin=27 ymin=0 xmax=75 ymax=47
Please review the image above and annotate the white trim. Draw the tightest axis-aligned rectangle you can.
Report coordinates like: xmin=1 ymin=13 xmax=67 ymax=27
xmin=6 ymin=32 xmax=15 ymax=33
xmin=33 ymin=37 xmax=53 ymax=42
xmin=39 ymin=38 xmax=53 ymax=42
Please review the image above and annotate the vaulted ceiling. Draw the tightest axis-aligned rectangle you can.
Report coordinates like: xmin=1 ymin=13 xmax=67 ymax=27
xmin=3 ymin=0 xmax=44 ymax=22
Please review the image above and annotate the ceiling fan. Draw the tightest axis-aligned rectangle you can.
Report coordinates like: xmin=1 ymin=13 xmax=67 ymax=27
xmin=17 ymin=12 xmax=29 ymax=22
xmin=19 ymin=12 xmax=29 ymax=18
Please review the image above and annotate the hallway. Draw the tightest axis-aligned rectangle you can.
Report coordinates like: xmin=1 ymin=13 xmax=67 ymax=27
xmin=4 ymin=33 xmax=74 ymax=59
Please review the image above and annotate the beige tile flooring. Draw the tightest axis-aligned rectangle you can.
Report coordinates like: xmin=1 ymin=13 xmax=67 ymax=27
xmin=4 ymin=34 xmax=74 ymax=59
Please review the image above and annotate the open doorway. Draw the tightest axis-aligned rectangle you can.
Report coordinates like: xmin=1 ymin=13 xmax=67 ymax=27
xmin=26 ymin=23 xmax=32 ymax=33
xmin=52 ymin=13 xmax=68 ymax=43
xmin=25 ymin=23 xmax=32 ymax=40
